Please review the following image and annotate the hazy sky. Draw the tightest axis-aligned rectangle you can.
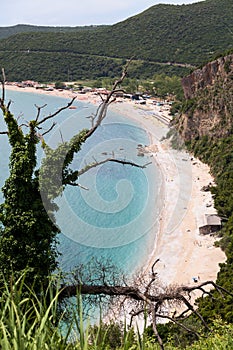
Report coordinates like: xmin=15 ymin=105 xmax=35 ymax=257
xmin=1 ymin=0 xmax=204 ymax=27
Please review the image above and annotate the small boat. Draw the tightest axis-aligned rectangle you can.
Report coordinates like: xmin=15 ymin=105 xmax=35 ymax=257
xmin=69 ymin=106 xmax=77 ymax=110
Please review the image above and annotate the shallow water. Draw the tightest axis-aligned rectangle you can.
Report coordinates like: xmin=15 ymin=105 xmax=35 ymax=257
xmin=0 ymin=89 xmax=162 ymax=276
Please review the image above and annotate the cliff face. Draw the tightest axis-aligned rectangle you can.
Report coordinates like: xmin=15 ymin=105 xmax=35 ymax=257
xmin=177 ymin=54 xmax=233 ymax=141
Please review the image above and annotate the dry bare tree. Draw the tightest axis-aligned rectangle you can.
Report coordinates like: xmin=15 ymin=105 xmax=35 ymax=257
xmin=1 ymin=66 xmax=231 ymax=350
xmin=59 ymin=258 xmax=233 ymax=350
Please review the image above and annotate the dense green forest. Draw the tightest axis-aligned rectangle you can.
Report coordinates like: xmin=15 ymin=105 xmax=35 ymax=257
xmin=0 ymin=53 xmax=232 ymax=349
xmin=0 ymin=24 xmax=107 ymax=40
xmin=0 ymin=0 xmax=233 ymax=348
xmin=0 ymin=52 xmax=187 ymax=82
xmin=0 ymin=0 xmax=232 ymax=81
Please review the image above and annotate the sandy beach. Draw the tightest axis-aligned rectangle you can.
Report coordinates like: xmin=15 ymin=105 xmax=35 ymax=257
xmin=109 ymin=97 xmax=226 ymax=287
xmin=4 ymin=84 xmax=226 ymax=289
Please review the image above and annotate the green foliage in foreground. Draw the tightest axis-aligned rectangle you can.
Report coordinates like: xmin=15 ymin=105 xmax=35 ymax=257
xmin=0 ymin=274 xmax=233 ymax=350
xmin=0 ymin=101 xmax=60 ymax=289
xmin=0 ymin=272 xmax=158 ymax=350
xmin=171 ymin=320 xmax=233 ymax=350
xmin=0 ymin=79 xmax=92 ymax=291
xmin=1 ymin=273 xmax=233 ymax=349
xmin=0 ymin=274 xmax=69 ymax=349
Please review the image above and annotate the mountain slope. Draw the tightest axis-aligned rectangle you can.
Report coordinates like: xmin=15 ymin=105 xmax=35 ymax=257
xmin=174 ymin=53 xmax=233 ymax=322
xmin=1 ymin=0 xmax=232 ymax=65
xmin=0 ymin=24 xmax=106 ymax=40
xmin=102 ymin=0 xmax=233 ymax=65
xmin=178 ymin=52 xmax=233 ymax=140
xmin=0 ymin=0 xmax=232 ymax=81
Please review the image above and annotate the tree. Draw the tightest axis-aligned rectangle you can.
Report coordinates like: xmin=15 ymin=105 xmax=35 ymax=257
xmin=54 ymin=81 xmax=66 ymax=89
xmin=58 ymin=259 xmax=233 ymax=350
xmin=0 ymin=64 xmax=147 ymax=289
xmin=0 ymin=66 xmax=231 ymax=349
xmin=0 ymin=81 xmax=60 ymax=288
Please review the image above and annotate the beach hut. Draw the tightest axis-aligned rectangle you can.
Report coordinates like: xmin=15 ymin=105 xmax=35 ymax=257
xmin=199 ymin=214 xmax=222 ymax=235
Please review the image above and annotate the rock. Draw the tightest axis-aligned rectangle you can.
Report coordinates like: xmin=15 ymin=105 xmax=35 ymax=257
xmin=177 ymin=54 xmax=233 ymax=142
xmin=137 ymin=151 xmax=144 ymax=157
xmin=201 ymin=185 xmax=211 ymax=192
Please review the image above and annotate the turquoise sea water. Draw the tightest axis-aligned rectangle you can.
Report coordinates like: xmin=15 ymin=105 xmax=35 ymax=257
xmin=0 ymin=90 xmax=162 ymax=276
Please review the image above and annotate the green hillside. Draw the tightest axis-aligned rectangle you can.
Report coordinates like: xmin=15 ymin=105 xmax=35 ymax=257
xmin=0 ymin=24 xmax=106 ymax=40
xmin=0 ymin=0 xmax=232 ymax=81
xmin=94 ymin=0 xmax=233 ymax=65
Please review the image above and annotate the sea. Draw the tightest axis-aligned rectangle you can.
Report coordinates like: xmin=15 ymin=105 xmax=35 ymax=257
xmin=0 ymin=89 xmax=163 ymax=277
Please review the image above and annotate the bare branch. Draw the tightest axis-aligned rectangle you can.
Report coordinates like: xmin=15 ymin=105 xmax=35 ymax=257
xmin=59 ymin=129 xmax=64 ymax=144
xmin=35 ymin=103 xmax=47 ymax=122
xmin=177 ymin=307 xmax=194 ymax=320
xmin=19 ymin=123 xmax=29 ymax=128
xmin=113 ymin=89 xmax=126 ymax=95
xmin=37 ymin=97 xmax=76 ymax=125
xmin=98 ymin=93 xmax=105 ymax=103
xmin=7 ymin=100 xmax=12 ymax=110
xmin=198 ymin=287 xmax=216 ymax=299
xmin=145 ymin=259 xmax=160 ymax=294
xmin=151 ymin=259 xmax=160 ymax=276
xmin=58 ymin=277 xmax=232 ymax=340
xmin=180 ymin=281 xmax=233 ymax=298
xmin=129 ymin=308 xmax=146 ymax=327
xmin=178 ymin=294 xmax=210 ymax=330
xmin=59 ymin=284 xmax=145 ymax=301
xmin=59 ymin=281 xmax=218 ymax=304
xmin=86 ymin=114 xmax=95 ymax=128
xmin=82 ymin=58 xmax=134 ymax=142
xmin=108 ymin=97 xmax=117 ymax=105
xmin=1 ymin=68 xmax=6 ymax=107
xmin=155 ymin=313 xmax=200 ymax=338
xmin=16 ymin=112 xmax=24 ymax=122
xmin=57 ymin=252 xmax=233 ymax=339
xmin=63 ymin=157 xmax=152 ymax=188
xmin=151 ymin=308 xmax=165 ymax=350
xmin=77 ymin=158 xmax=151 ymax=177
xmin=42 ymin=122 xmax=56 ymax=136
xmin=111 ymin=58 xmax=133 ymax=94
xmin=68 ymin=182 xmax=89 ymax=191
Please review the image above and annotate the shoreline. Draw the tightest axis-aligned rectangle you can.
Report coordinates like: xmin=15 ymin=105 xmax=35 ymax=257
xmin=106 ymin=91 xmax=226 ymax=286
xmin=4 ymin=84 xmax=226 ymax=288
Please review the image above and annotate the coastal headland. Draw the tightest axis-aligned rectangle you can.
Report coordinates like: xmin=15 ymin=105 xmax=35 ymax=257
xmin=4 ymin=84 xmax=226 ymax=289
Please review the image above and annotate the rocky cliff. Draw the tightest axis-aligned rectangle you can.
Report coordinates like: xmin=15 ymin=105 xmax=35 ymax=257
xmin=177 ymin=54 xmax=233 ymax=141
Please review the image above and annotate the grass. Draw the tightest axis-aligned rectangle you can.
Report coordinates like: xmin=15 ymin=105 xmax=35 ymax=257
xmin=0 ymin=273 xmax=160 ymax=350
xmin=1 ymin=273 xmax=233 ymax=349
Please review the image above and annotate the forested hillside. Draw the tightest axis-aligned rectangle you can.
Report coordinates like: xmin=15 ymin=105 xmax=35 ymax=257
xmin=1 ymin=4 xmax=233 ymax=344
xmin=175 ymin=53 xmax=233 ymax=322
xmin=0 ymin=50 xmax=233 ymax=350
xmin=0 ymin=0 xmax=232 ymax=81
xmin=0 ymin=24 xmax=106 ymax=40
